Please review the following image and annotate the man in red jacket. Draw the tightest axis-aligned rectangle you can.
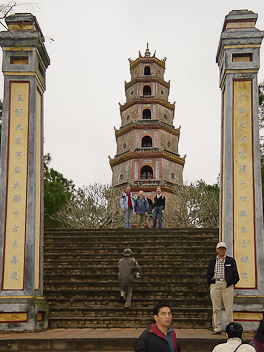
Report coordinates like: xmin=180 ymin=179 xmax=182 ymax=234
xmin=135 ymin=302 xmax=181 ymax=352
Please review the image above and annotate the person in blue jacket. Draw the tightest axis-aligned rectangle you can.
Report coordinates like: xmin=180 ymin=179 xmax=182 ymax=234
xmin=134 ymin=191 xmax=149 ymax=228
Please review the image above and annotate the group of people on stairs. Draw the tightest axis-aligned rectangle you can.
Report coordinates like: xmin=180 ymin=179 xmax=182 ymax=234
xmin=120 ymin=185 xmax=165 ymax=229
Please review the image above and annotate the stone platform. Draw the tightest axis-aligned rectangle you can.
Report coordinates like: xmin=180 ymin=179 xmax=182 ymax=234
xmin=0 ymin=328 xmax=255 ymax=352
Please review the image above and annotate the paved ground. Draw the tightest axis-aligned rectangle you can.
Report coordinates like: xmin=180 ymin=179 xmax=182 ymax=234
xmin=0 ymin=328 xmax=255 ymax=340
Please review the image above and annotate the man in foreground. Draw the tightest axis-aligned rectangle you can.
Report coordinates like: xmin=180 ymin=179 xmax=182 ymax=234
xmin=135 ymin=302 xmax=181 ymax=352
xmin=207 ymin=242 xmax=239 ymax=334
xmin=212 ymin=322 xmax=255 ymax=351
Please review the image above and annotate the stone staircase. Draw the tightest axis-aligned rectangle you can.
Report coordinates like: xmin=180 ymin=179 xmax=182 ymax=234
xmin=43 ymin=228 xmax=219 ymax=329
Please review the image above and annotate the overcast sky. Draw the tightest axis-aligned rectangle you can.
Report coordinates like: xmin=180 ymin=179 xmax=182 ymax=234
xmin=1 ymin=0 xmax=264 ymax=188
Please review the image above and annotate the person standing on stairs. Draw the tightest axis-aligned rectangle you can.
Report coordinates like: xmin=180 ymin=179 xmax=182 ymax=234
xmin=207 ymin=242 xmax=240 ymax=335
xmin=134 ymin=190 xmax=149 ymax=228
xmin=118 ymin=248 xmax=140 ymax=308
xmin=120 ymin=185 xmax=135 ymax=228
xmin=152 ymin=186 xmax=165 ymax=228
xmin=135 ymin=302 xmax=181 ymax=352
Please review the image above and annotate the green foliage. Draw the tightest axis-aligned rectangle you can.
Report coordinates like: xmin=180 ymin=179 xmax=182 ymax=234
xmin=44 ymin=153 xmax=75 ymax=228
xmin=259 ymin=82 xmax=264 ymax=106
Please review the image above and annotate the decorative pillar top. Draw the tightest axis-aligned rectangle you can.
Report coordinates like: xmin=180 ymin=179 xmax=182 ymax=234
xmin=0 ymin=12 xmax=50 ymax=69
xmin=216 ymin=9 xmax=264 ymax=65
xmin=216 ymin=9 xmax=264 ymax=88
xmin=5 ymin=13 xmax=44 ymax=36
xmin=221 ymin=9 xmax=258 ymax=31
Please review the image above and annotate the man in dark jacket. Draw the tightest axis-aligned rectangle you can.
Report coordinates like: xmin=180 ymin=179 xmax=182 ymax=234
xmin=152 ymin=186 xmax=165 ymax=228
xmin=135 ymin=302 xmax=181 ymax=352
xmin=118 ymin=248 xmax=140 ymax=308
xmin=207 ymin=242 xmax=240 ymax=335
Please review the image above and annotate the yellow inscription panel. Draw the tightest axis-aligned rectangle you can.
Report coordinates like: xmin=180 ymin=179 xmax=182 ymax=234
xmin=233 ymin=80 xmax=256 ymax=289
xmin=0 ymin=312 xmax=28 ymax=322
xmin=3 ymin=82 xmax=29 ymax=290
xmin=35 ymin=89 xmax=42 ymax=291
xmin=234 ymin=312 xmax=264 ymax=321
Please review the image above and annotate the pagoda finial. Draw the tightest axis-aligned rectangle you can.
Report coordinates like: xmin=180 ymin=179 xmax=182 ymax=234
xmin=145 ymin=43 xmax=150 ymax=57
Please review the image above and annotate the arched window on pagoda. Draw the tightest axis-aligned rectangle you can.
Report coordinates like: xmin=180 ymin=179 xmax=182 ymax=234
xmin=143 ymin=85 xmax=151 ymax=96
xmin=140 ymin=165 xmax=153 ymax=179
xmin=142 ymin=136 xmax=152 ymax=147
xmin=143 ymin=109 xmax=151 ymax=119
xmin=144 ymin=66 xmax=151 ymax=75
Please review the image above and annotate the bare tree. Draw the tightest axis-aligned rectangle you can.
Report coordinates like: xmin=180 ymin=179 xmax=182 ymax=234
xmin=165 ymin=180 xmax=219 ymax=228
xmin=53 ymin=183 xmax=125 ymax=229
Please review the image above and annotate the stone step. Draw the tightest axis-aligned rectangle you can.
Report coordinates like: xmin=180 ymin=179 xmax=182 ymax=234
xmin=43 ymin=253 xmax=213 ymax=260
xmin=43 ymin=247 xmax=214 ymax=254
xmin=49 ymin=306 xmax=211 ymax=318
xmin=43 ymin=238 xmax=217 ymax=244
xmin=44 ymin=288 xmax=209 ymax=299
xmin=46 ymin=297 xmax=211 ymax=308
xmin=44 ymin=228 xmax=218 ymax=234
xmin=44 ymin=238 xmax=217 ymax=243
xmin=43 ymin=273 xmax=207 ymax=281
xmin=43 ymin=280 xmax=207 ymax=291
xmin=48 ymin=316 xmax=211 ymax=329
xmin=43 ymin=265 xmax=206 ymax=274
xmin=43 ymin=240 xmax=217 ymax=247
xmin=44 ymin=255 xmax=211 ymax=262
xmin=44 ymin=236 xmax=218 ymax=243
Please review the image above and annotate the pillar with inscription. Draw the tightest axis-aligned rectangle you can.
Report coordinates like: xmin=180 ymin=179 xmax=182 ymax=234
xmin=0 ymin=14 xmax=50 ymax=330
xmin=216 ymin=10 xmax=264 ymax=330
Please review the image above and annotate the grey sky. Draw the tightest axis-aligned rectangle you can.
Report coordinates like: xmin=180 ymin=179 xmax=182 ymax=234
xmin=1 ymin=0 xmax=264 ymax=188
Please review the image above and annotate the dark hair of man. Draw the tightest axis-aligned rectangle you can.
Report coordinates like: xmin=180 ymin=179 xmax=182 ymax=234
xmin=226 ymin=322 xmax=243 ymax=339
xmin=153 ymin=302 xmax=171 ymax=316
xmin=254 ymin=319 xmax=264 ymax=343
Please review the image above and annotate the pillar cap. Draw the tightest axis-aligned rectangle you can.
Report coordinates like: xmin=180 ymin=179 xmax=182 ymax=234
xmin=5 ymin=13 xmax=44 ymax=40
xmin=216 ymin=9 xmax=264 ymax=65
xmin=0 ymin=12 xmax=50 ymax=69
xmin=222 ymin=9 xmax=258 ymax=32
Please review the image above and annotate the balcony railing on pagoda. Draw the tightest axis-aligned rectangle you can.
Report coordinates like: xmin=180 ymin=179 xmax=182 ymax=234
xmin=139 ymin=95 xmax=156 ymax=99
xmin=130 ymin=179 xmax=164 ymax=187
xmin=132 ymin=147 xmax=161 ymax=153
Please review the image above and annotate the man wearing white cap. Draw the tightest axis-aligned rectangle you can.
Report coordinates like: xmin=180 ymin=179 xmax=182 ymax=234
xmin=207 ymin=242 xmax=239 ymax=335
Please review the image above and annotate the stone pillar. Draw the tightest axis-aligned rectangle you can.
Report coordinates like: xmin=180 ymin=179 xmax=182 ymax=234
xmin=216 ymin=10 xmax=264 ymax=330
xmin=0 ymin=13 xmax=50 ymax=331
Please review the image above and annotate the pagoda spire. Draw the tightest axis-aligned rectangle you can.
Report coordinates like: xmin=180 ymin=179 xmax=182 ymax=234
xmin=145 ymin=43 xmax=150 ymax=57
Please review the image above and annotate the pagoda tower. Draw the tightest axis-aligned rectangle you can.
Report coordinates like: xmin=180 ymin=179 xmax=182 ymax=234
xmin=109 ymin=46 xmax=185 ymax=209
